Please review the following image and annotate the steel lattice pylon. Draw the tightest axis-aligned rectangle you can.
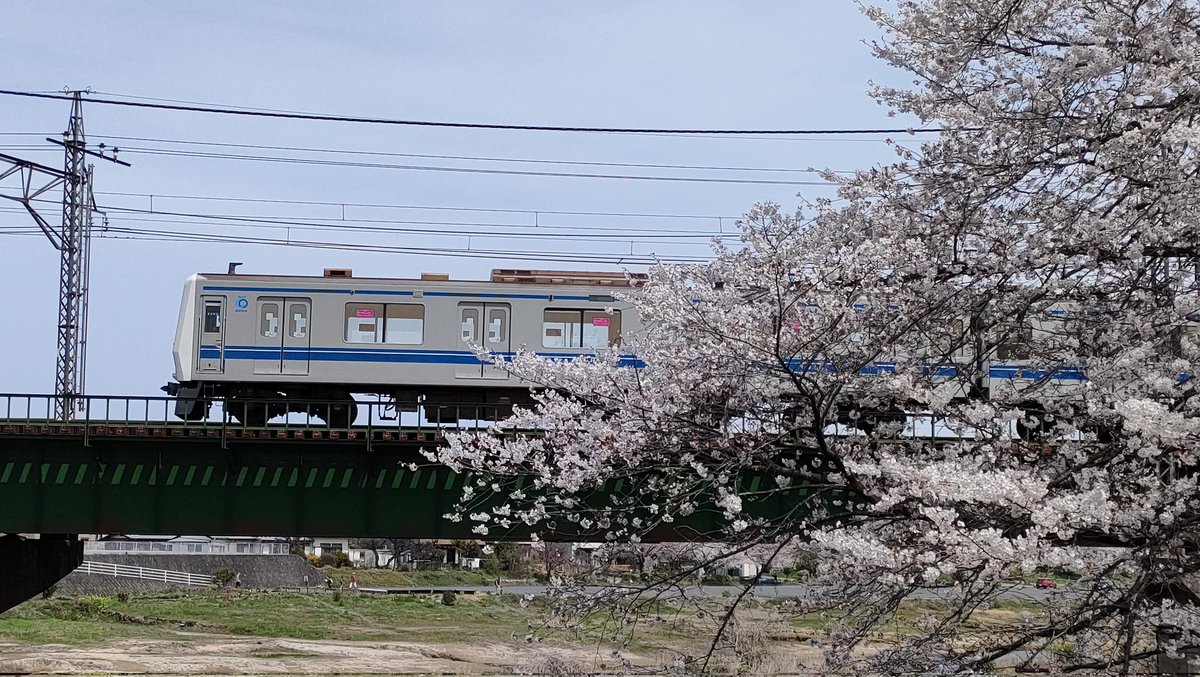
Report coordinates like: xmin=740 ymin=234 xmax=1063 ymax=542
xmin=53 ymin=94 xmax=92 ymax=420
xmin=0 ymin=90 xmax=127 ymax=421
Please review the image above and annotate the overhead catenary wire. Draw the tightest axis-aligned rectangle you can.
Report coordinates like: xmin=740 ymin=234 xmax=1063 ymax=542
xmin=98 ymin=146 xmax=837 ymax=186
xmin=90 ymin=135 xmax=859 ymax=175
xmin=0 ymin=89 xmax=955 ymax=136
xmin=0 ymin=200 xmax=742 ymax=236
xmin=93 ymin=190 xmax=745 ymax=221
xmin=0 ymin=223 xmax=718 ymax=265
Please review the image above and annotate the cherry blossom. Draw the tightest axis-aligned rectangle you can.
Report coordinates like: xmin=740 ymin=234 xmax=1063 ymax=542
xmin=438 ymin=0 xmax=1200 ymax=672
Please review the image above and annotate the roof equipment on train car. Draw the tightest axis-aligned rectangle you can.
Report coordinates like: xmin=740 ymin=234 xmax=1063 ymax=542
xmin=490 ymin=269 xmax=646 ymax=286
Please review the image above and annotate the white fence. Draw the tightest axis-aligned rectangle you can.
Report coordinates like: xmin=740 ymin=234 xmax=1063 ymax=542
xmin=78 ymin=560 xmax=213 ymax=587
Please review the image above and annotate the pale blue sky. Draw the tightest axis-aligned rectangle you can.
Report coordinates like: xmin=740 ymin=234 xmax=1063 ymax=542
xmin=0 ymin=1 xmax=915 ymax=396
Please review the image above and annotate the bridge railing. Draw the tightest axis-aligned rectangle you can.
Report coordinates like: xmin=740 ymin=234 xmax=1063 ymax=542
xmin=0 ymin=392 xmax=532 ymax=447
xmin=0 ymin=392 xmax=1067 ymax=448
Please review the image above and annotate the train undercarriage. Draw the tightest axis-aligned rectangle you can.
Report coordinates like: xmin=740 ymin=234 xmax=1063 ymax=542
xmin=163 ymin=381 xmax=536 ymax=427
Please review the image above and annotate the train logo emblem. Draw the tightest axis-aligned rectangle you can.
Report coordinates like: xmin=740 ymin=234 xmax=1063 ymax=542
xmin=235 ymin=296 xmax=249 ymax=312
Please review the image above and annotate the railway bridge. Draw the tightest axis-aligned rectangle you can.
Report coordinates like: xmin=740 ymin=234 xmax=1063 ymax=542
xmin=0 ymin=392 xmax=860 ymax=611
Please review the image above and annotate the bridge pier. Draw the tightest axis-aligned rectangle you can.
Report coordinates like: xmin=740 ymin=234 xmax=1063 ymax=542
xmin=0 ymin=534 xmax=82 ymax=613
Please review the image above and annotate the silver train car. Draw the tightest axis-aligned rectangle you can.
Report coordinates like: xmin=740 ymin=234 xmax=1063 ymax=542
xmin=166 ymin=268 xmax=641 ymax=425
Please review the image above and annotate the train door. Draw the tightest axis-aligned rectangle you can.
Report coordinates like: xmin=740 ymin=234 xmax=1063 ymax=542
xmin=482 ymin=303 xmax=511 ymax=379
xmin=455 ymin=302 xmax=511 ymax=379
xmin=254 ymin=297 xmax=312 ymax=375
xmin=197 ymin=296 xmax=226 ymax=373
xmin=282 ymin=299 xmax=311 ymax=375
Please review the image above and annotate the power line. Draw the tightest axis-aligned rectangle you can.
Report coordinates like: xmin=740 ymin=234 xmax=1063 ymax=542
xmin=0 ymin=224 xmax=713 ymax=265
xmin=2 ymin=199 xmax=736 ymax=234
xmin=0 ymin=205 xmax=735 ymax=248
xmin=109 ymin=146 xmax=836 ymax=186
xmin=93 ymin=134 xmax=857 ymax=175
xmin=0 ymin=89 xmax=953 ymax=136
xmin=93 ymin=190 xmax=744 ymax=221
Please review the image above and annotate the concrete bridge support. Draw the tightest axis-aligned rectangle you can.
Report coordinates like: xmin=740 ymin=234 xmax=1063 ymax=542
xmin=0 ymin=534 xmax=82 ymax=613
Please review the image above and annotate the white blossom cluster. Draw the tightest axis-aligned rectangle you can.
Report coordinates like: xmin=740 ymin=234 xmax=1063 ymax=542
xmin=437 ymin=0 xmax=1200 ymax=672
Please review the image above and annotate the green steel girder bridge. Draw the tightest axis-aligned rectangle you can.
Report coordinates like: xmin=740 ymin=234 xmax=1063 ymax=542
xmin=1 ymin=392 xmax=871 ymax=610
xmin=0 ymin=392 xmax=848 ymax=539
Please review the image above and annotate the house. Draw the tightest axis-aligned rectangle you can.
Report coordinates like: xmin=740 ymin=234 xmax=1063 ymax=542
xmin=83 ymin=534 xmax=292 ymax=555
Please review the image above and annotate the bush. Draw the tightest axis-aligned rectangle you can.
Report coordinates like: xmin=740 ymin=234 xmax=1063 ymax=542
xmin=317 ymin=551 xmax=351 ymax=568
xmin=332 ymin=590 xmax=343 ymax=604
xmin=72 ymin=595 xmax=111 ymax=617
xmin=441 ymin=590 xmax=457 ymax=606
xmin=212 ymin=567 xmax=236 ymax=587
xmin=40 ymin=584 xmax=56 ymax=600
xmin=116 ymin=591 xmax=130 ymax=603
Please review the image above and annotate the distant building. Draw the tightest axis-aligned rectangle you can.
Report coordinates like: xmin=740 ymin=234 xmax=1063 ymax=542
xmin=83 ymin=534 xmax=291 ymax=555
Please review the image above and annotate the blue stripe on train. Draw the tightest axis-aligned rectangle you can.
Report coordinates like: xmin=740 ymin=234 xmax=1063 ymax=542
xmin=198 ymin=345 xmax=1080 ymax=379
xmin=198 ymin=345 xmax=643 ymax=367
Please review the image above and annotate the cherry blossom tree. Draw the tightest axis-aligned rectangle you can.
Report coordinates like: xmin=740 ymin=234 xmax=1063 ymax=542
xmin=437 ymin=0 xmax=1200 ymax=672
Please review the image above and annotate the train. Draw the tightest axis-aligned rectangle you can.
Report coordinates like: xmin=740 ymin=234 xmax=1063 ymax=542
xmin=165 ymin=267 xmax=642 ymax=425
xmin=165 ymin=266 xmax=1150 ymax=437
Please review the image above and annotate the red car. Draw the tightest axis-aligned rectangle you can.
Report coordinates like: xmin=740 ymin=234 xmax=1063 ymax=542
xmin=1035 ymin=578 xmax=1057 ymax=589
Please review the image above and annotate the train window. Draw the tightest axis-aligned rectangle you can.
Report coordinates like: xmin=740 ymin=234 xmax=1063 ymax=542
xmin=542 ymin=310 xmax=577 ymax=348
xmin=260 ymin=302 xmax=280 ymax=338
xmin=345 ymin=303 xmax=383 ymax=343
xmin=461 ymin=307 xmax=479 ymax=343
xmin=487 ymin=307 xmax=507 ymax=345
xmin=384 ymin=304 xmax=424 ymax=345
xmin=289 ymin=303 xmax=308 ymax=338
xmin=582 ymin=310 xmax=619 ymax=348
xmin=542 ymin=309 xmax=621 ymax=348
xmin=996 ymin=323 xmax=1033 ymax=361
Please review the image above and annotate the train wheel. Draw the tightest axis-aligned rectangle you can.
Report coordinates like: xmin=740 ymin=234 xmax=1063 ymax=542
xmin=229 ymin=398 xmax=269 ymax=427
xmin=323 ymin=400 xmax=358 ymax=428
xmin=1016 ymin=402 xmax=1053 ymax=442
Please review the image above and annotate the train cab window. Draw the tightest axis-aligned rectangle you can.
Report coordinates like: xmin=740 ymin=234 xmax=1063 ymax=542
xmin=259 ymin=302 xmax=280 ymax=338
xmin=203 ymin=304 xmax=222 ymax=333
xmin=384 ymin=304 xmax=424 ymax=345
xmin=345 ymin=303 xmax=383 ymax=343
xmin=542 ymin=309 xmax=621 ymax=348
xmin=461 ymin=307 xmax=479 ymax=343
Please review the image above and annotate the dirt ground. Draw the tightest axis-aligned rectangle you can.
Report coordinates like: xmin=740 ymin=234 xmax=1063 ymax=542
xmin=0 ymin=633 xmax=668 ymax=674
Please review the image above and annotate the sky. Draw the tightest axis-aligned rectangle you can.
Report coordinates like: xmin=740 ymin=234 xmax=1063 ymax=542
xmin=0 ymin=1 xmax=917 ymax=400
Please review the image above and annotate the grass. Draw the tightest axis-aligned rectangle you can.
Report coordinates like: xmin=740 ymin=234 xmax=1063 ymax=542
xmin=0 ymin=590 xmax=540 ymax=645
xmin=320 ymin=567 xmax=512 ymax=587
xmin=0 ymin=589 xmax=701 ymax=650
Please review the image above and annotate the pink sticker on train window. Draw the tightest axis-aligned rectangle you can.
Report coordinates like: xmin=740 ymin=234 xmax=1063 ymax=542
xmin=356 ymin=309 xmax=376 ymax=318
xmin=592 ymin=317 xmax=611 ymax=326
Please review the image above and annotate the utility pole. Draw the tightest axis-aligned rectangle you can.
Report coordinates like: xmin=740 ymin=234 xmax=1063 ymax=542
xmin=0 ymin=89 xmax=128 ymax=419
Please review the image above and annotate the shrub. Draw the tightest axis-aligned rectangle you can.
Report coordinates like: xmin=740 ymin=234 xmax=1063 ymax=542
xmin=71 ymin=595 xmax=111 ymax=617
xmin=40 ymin=584 xmax=56 ymax=600
xmin=332 ymin=590 xmax=343 ymax=604
xmin=441 ymin=590 xmax=457 ymax=606
xmin=211 ymin=567 xmax=236 ymax=587
xmin=318 ymin=552 xmax=351 ymax=568
xmin=116 ymin=591 xmax=130 ymax=603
